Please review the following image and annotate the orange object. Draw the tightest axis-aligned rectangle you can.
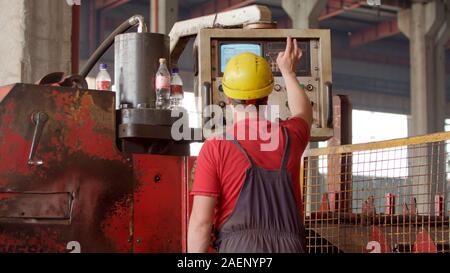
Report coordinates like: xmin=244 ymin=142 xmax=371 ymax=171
xmin=367 ymin=227 xmax=390 ymax=253
xmin=412 ymin=229 xmax=437 ymax=253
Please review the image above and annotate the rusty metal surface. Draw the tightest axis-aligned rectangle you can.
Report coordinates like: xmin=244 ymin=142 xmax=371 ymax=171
xmin=0 ymin=192 xmax=72 ymax=219
xmin=182 ymin=157 xmax=197 ymax=252
xmin=37 ymin=72 xmax=88 ymax=89
xmin=0 ymin=83 xmax=243 ymax=253
xmin=0 ymin=84 xmax=134 ymax=253
xmin=0 ymin=85 xmax=12 ymax=104
xmin=132 ymin=154 xmax=188 ymax=252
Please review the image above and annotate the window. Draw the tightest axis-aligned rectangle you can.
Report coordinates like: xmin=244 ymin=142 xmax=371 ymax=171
xmin=318 ymin=110 xmax=408 ymax=177
xmin=352 ymin=110 xmax=408 ymax=178
xmin=352 ymin=110 xmax=408 ymax=144
xmin=183 ymin=92 xmax=203 ymax=156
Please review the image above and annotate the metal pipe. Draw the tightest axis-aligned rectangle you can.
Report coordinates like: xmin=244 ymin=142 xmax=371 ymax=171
xmin=71 ymin=4 xmax=80 ymax=74
xmin=129 ymin=15 xmax=148 ymax=33
xmin=151 ymin=0 xmax=159 ymax=33
xmin=80 ymin=15 xmax=148 ymax=78
xmin=325 ymin=82 xmax=333 ymax=128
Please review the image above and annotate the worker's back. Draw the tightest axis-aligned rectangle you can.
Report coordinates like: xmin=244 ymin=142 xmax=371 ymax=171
xmin=188 ymin=42 xmax=312 ymax=253
xmin=192 ymin=117 xmax=310 ymax=252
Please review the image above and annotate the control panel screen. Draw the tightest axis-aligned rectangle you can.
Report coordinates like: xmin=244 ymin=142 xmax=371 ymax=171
xmin=220 ymin=43 xmax=262 ymax=73
xmin=217 ymin=40 xmax=311 ymax=77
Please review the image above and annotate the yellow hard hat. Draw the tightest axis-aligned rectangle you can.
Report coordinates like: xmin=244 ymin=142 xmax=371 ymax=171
xmin=222 ymin=52 xmax=274 ymax=100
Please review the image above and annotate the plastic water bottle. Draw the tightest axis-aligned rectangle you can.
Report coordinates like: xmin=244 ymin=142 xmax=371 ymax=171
xmin=155 ymin=58 xmax=171 ymax=109
xmin=170 ymin=68 xmax=184 ymax=109
xmin=95 ymin=63 xmax=111 ymax=91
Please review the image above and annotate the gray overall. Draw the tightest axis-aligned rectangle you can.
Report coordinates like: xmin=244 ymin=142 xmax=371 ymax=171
xmin=215 ymin=127 xmax=306 ymax=253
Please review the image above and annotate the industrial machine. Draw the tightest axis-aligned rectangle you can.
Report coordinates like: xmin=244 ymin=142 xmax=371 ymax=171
xmin=0 ymin=5 xmax=334 ymax=252
xmin=193 ymin=28 xmax=333 ymax=140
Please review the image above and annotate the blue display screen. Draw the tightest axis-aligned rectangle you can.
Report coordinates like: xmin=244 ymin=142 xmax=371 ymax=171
xmin=220 ymin=43 xmax=262 ymax=73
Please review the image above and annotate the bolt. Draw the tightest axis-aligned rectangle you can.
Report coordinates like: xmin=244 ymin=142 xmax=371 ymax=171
xmin=154 ymin=175 xmax=161 ymax=183
xmin=274 ymin=84 xmax=282 ymax=92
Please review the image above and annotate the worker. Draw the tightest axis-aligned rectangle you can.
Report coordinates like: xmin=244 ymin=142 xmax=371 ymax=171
xmin=188 ymin=37 xmax=312 ymax=253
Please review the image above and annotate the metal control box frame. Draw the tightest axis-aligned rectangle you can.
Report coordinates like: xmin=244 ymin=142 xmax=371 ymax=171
xmin=196 ymin=28 xmax=334 ymax=141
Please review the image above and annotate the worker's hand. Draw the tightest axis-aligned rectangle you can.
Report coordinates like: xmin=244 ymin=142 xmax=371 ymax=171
xmin=276 ymin=36 xmax=302 ymax=75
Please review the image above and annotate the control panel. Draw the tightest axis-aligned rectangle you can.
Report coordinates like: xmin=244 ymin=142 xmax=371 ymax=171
xmin=196 ymin=28 xmax=333 ymax=141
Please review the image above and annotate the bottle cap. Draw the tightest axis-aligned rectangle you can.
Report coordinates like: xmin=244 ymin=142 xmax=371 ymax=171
xmin=100 ymin=63 xmax=107 ymax=70
xmin=159 ymin=58 xmax=166 ymax=63
xmin=172 ymin=67 xmax=179 ymax=73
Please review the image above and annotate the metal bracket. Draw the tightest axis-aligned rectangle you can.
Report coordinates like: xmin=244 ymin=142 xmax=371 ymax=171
xmin=325 ymin=81 xmax=333 ymax=128
xmin=28 ymin=112 xmax=49 ymax=166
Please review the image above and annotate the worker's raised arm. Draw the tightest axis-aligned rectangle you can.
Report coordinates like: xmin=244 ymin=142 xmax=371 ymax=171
xmin=276 ymin=37 xmax=313 ymax=128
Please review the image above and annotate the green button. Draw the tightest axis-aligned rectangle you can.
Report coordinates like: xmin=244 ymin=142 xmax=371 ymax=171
xmin=299 ymin=83 xmax=305 ymax=89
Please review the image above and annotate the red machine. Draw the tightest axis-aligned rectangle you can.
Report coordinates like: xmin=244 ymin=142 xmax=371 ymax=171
xmin=0 ymin=83 xmax=196 ymax=253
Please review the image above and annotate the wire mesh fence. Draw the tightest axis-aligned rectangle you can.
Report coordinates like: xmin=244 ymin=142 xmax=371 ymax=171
xmin=301 ymin=132 xmax=450 ymax=253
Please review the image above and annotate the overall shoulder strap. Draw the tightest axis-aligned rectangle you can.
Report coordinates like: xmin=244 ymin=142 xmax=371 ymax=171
xmin=280 ymin=126 xmax=291 ymax=170
xmin=223 ymin=133 xmax=255 ymax=167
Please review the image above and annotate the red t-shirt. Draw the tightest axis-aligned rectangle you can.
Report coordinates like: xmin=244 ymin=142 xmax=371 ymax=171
xmin=191 ymin=117 xmax=310 ymax=230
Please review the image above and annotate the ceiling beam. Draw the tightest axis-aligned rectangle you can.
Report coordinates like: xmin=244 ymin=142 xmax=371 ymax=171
xmin=189 ymin=0 xmax=257 ymax=18
xmin=185 ymin=0 xmax=448 ymax=50
xmin=187 ymin=0 xmax=410 ymax=24
xmin=187 ymin=0 xmax=411 ymax=21
xmin=350 ymin=19 xmax=450 ymax=49
xmin=349 ymin=18 xmax=399 ymax=47
xmin=320 ymin=0 xmax=365 ymax=21
xmin=279 ymin=0 xmax=365 ymax=28
xmin=95 ymin=0 xmax=131 ymax=12
xmin=88 ymin=0 xmax=131 ymax=54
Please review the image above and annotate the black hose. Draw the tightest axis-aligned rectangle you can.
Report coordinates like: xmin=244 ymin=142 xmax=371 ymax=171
xmin=80 ymin=15 xmax=147 ymax=78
